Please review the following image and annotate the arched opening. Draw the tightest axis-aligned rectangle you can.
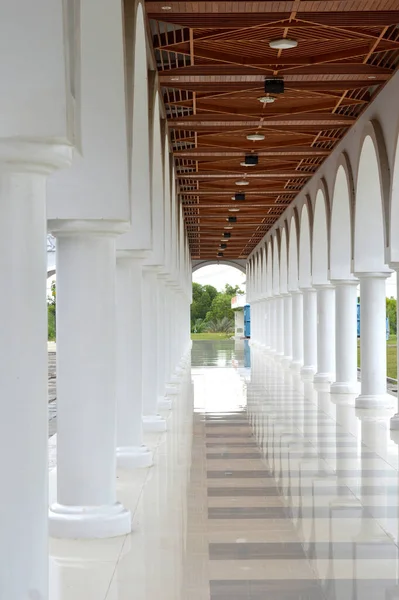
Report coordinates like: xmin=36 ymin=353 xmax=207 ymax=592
xmin=312 ymin=188 xmax=329 ymax=285
xmin=330 ymin=164 xmax=353 ymax=280
xmin=299 ymin=203 xmax=317 ymax=375
xmin=299 ymin=204 xmax=312 ymax=289
xmin=354 ymin=130 xmax=391 ymax=408
xmin=288 ymin=215 xmax=299 ymax=291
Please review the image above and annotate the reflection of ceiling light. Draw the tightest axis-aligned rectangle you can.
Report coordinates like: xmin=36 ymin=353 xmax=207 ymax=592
xmin=247 ymin=133 xmax=265 ymax=141
xmin=229 ymin=208 xmax=240 ymax=212
xmin=269 ymin=38 xmax=298 ymax=50
xmin=236 ymin=180 xmax=249 ymax=186
xmin=258 ymin=95 xmax=276 ymax=104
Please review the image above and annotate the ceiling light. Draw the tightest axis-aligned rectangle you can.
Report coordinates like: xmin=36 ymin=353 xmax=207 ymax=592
xmin=240 ymin=161 xmax=256 ymax=167
xmin=170 ymin=77 xmax=179 ymax=81
xmin=247 ymin=133 xmax=265 ymax=141
xmin=224 ymin=226 xmax=233 ymax=230
xmin=264 ymin=78 xmax=285 ymax=95
xmin=161 ymin=5 xmax=172 ymax=9
xmin=368 ymin=75 xmax=376 ymax=80
xmin=269 ymin=38 xmax=298 ymax=50
xmin=229 ymin=208 xmax=240 ymax=212
xmin=235 ymin=180 xmax=249 ymax=186
xmin=227 ymin=216 xmax=237 ymax=223
xmin=258 ymin=95 xmax=276 ymax=104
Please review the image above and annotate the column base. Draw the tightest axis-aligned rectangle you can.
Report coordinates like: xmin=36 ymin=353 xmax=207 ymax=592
xmin=300 ymin=365 xmax=316 ymax=378
xmin=49 ymin=502 xmax=131 ymax=539
xmin=281 ymin=356 xmax=293 ymax=367
xmin=117 ymin=445 xmax=153 ymax=469
xmin=390 ymin=414 xmax=399 ymax=430
xmin=314 ymin=372 xmax=334 ymax=384
xmin=158 ymin=396 xmax=173 ymax=410
xmin=142 ymin=414 xmax=167 ymax=432
xmin=330 ymin=381 xmax=358 ymax=394
xmin=355 ymin=394 xmax=394 ymax=409
xmin=165 ymin=383 xmax=180 ymax=396
xmin=290 ymin=360 xmax=302 ymax=372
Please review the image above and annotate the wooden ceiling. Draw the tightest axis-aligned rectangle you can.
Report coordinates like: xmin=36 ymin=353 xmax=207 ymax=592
xmin=143 ymin=0 xmax=399 ymax=260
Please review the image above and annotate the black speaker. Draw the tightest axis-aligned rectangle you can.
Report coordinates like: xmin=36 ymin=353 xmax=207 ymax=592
xmin=217 ymin=252 xmax=224 ymax=257
xmin=223 ymin=232 xmax=231 ymax=238
xmin=227 ymin=216 xmax=237 ymax=223
xmin=264 ymin=78 xmax=284 ymax=95
xmin=245 ymin=154 xmax=258 ymax=166
xmin=220 ymin=243 xmax=227 ymax=249
xmin=235 ymin=193 xmax=245 ymax=201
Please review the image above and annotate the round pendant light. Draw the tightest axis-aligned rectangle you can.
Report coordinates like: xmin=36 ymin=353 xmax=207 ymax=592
xmin=229 ymin=208 xmax=240 ymax=212
xmin=247 ymin=133 xmax=265 ymax=141
xmin=258 ymin=95 xmax=276 ymax=104
xmin=235 ymin=180 xmax=249 ymax=186
xmin=269 ymin=38 xmax=298 ymax=50
xmin=240 ymin=161 xmax=256 ymax=167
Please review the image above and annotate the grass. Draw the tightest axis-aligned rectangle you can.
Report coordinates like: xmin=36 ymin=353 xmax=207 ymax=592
xmin=357 ymin=335 xmax=397 ymax=380
xmin=191 ymin=333 xmax=233 ymax=340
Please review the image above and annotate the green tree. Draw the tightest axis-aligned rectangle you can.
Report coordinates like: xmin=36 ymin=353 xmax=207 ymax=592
xmin=224 ymin=283 xmax=243 ymax=297
xmin=191 ymin=283 xmax=218 ymax=329
xmin=206 ymin=293 xmax=235 ymax=322
xmin=48 ymin=281 xmax=56 ymax=341
xmin=386 ymin=297 xmax=397 ymax=335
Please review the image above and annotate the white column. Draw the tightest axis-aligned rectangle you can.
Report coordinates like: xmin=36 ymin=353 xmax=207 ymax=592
xmin=391 ymin=268 xmax=399 ymax=429
xmin=314 ymin=285 xmax=335 ymax=383
xmin=356 ymin=273 xmax=391 ymax=409
xmin=0 ymin=147 xmax=71 ymax=599
xmin=290 ymin=291 xmax=303 ymax=370
xmin=275 ymin=296 xmax=285 ymax=357
xmin=48 ymin=223 xmax=131 ymax=538
xmin=142 ymin=266 xmax=167 ymax=431
xmin=283 ymin=294 xmax=293 ymax=364
xmin=301 ymin=288 xmax=317 ymax=378
xmin=116 ymin=251 xmax=153 ymax=468
xmin=331 ymin=280 xmax=358 ymax=394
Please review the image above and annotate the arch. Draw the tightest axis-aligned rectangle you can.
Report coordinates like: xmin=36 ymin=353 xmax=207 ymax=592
xmin=192 ymin=259 xmax=246 ymax=274
xmin=272 ymin=234 xmax=280 ymax=294
xmin=330 ymin=157 xmax=354 ymax=280
xmin=299 ymin=202 xmax=312 ymax=289
xmin=149 ymin=90 xmax=165 ymax=264
xmin=266 ymin=239 xmax=273 ymax=297
xmin=128 ymin=2 xmax=151 ymax=249
xmin=261 ymin=244 xmax=267 ymax=296
xmin=312 ymin=185 xmax=330 ymax=285
xmin=354 ymin=125 xmax=389 ymax=273
xmin=280 ymin=226 xmax=288 ymax=294
xmin=389 ymin=130 xmax=399 ymax=263
xmin=288 ymin=212 xmax=299 ymax=291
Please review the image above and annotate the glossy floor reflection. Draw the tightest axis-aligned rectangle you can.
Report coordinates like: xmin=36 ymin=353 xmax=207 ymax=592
xmin=49 ymin=341 xmax=399 ymax=599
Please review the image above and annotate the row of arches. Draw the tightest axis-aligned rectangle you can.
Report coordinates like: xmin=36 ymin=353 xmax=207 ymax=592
xmin=247 ymin=120 xmax=399 ymax=425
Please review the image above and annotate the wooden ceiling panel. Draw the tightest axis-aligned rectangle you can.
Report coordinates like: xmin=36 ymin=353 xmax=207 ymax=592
xmin=141 ymin=0 xmax=399 ymax=259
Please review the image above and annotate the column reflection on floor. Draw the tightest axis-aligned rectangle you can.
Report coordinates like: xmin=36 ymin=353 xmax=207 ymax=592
xmin=49 ymin=340 xmax=399 ymax=599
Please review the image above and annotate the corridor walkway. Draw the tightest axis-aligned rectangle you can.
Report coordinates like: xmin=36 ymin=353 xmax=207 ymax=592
xmin=49 ymin=340 xmax=399 ymax=599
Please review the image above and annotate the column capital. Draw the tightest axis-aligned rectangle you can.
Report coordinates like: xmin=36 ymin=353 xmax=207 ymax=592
xmin=48 ymin=219 xmax=130 ymax=237
xmin=354 ymin=271 xmax=392 ymax=280
xmin=116 ymin=249 xmax=149 ymax=261
xmin=330 ymin=278 xmax=358 ymax=287
xmin=299 ymin=285 xmax=317 ymax=293
xmin=312 ymin=282 xmax=335 ymax=290
xmin=0 ymin=139 xmax=73 ymax=174
xmin=289 ymin=288 xmax=302 ymax=296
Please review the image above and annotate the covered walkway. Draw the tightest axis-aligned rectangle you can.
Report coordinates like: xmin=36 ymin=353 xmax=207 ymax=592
xmin=46 ymin=341 xmax=399 ymax=599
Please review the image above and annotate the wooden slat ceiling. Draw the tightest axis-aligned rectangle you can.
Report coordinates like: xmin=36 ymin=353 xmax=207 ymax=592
xmin=142 ymin=0 xmax=399 ymax=260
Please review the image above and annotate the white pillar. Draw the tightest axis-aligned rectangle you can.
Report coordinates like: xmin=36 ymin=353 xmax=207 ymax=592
xmin=301 ymin=288 xmax=317 ymax=378
xmin=391 ymin=268 xmax=399 ymax=429
xmin=276 ymin=296 xmax=285 ymax=357
xmin=290 ymin=291 xmax=303 ymax=370
xmin=116 ymin=251 xmax=153 ymax=468
xmin=48 ymin=223 xmax=131 ymax=538
xmin=331 ymin=280 xmax=358 ymax=394
xmin=356 ymin=273 xmax=391 ymax=409
xmin=142 ymin=266 xmax=167 ymax=431
xmin=314 ymin=285 xmax=335 ymax=383
xmin=0 ymin=147 xmax=71 ymax=599
xmin=283 ymin=294 xmax=293 ymax=364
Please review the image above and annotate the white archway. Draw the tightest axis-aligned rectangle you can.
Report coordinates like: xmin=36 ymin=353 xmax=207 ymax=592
xmin=312 ymin=188 xmax=329 ymax=285
xmin=330 ymin=163 xmax=353 ymax=280
xmin=299 ymin=203 xmax=312 ymax=289
xmin=299 ymin=203 xmax=317 ymax=375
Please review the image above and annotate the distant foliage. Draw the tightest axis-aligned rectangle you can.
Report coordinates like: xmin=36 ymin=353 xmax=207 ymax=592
xmin=48 ymin=281 xmax=56 ymax=341
xmin=191 ymin=282 xmax=243 ymax=333
xmin=206 ymin=317 xmax=235 ymax=334
xmin=386 ymin=297 xmax=397 ymax=335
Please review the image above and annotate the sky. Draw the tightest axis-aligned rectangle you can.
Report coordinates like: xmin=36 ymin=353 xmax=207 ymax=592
xmin=193 ymin=265 xmax=246 ymax=293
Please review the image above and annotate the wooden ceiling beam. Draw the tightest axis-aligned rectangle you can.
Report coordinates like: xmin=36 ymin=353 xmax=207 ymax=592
xmin=161 ymin=80 xmax=381 ymax=92
xmin=173 ymin=146 xmax=329 ymax=157
xmin=177 ymin=171 xmax=313 ymax=179
xmin=161 ymin=63 xmax=392 ymax=77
